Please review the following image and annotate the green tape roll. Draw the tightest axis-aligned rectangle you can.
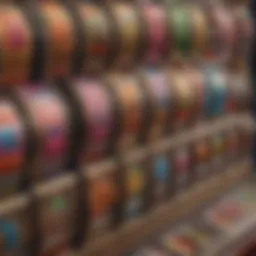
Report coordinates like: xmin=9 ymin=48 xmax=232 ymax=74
xmin=170 ymin=7 xmax=192 ymax=54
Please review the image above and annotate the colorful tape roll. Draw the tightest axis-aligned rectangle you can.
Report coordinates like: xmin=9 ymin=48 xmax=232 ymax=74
xmin=168 ymin=6 xmax=192 ymax=56
xmin=141 ymin=3 xmax=168 ymax=65
xmin=106 ymin=73 xmax=145 ymax=152
xmin=109 ymin=3 xmax=143 ymax=68
xmin=207 ymin=5 xmax=235 ymax=61
xmin=41 ymin=2 xmax=75 ymax=78
xmin=0 ymin=5 xmax=33 ymax=85
xmin=78 ymin=3 xmax=113 ymax=74
xmin=140 ymin=69 xmax=171 ymax=141
xmin=189 ymin=5 xmax=209 ymax=56
xmin=0 ymin=99 xmax=25 ymax=198
xmin=18 ymin=86 xmax=70 ymax=182
xmin=72 ymin=79 xmax=114 ymax=163
xmin=86 ymin=161 xmax=118 ymax=236
xmin=168 ymin=70 xmax=195 ymax=129
xmin=204 ymin=69 xmax=227 ymax=118
xmin=36 ymin=176 xmax=78 ymax=256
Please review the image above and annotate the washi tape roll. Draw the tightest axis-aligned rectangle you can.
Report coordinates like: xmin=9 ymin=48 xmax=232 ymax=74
xmin=204 ymin=69 xmax=227 ymax=118
xmin=85 ymin=160 xmax=118 ymax=237
xmin=0 ymin=99 xmax=25 ymax=199
xmin=141 ymin=3 xmax=168 ymax=65
xmin=189 ymin=5 xmax=209 ymax=57
xmin=41 ymin=2 xmax=75 ymax=79
xmin=168 ymin=69 xmax=195 ymax=130
xmin=71 ymin=79 xmax=114 ymax=163
xmin=168 ymin=6 xmax=192 ymax=57
xmin=36 ymin=175 xmax=78 ymax=256
xmin=123 ymin=150 xmax=147 ymax=220
xmin=207 ymin=5 xmax=235 ymax=62
xmin=193 ymin=138 xmax=210 ymax=181
xmin=209 ymin=133 xmax=225 ymax=173
xmin=233 ymin=7 xmax=253 ymax=58
xmin=18 ymin=86 xmax=70 ymax=182
xmin=77 ymin=3 xmax=113 ymax=74
xmin=173 ymin=145 xmax=191 ymax=193
xmin=140 ymin=69 xmax=171 ymax=142
xmin=106 ymin=73 xmax=145 ymax=152
xmin=0 ymin=195 xmax=31 ymax=256
xmin=0 ymin=5 xmax=33 ymax=85
xmin=109 ymin=3 xmax=144 ymax=68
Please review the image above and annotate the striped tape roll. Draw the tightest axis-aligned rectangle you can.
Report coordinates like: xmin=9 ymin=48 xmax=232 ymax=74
xmin=0 ymin=99 xmax=25 ymax=198
xmin=142 ymin=3 xmax=168 ymax=65
xmin=140 ymin=69 xmax=171 ymax=141
xmin=110 ymin=3 xmax=143 ymax=68
xmin=41 ymin=2 xmax=75 ymax=78
xmin=0 ymin=5 xmax=33 ymax=85
xmin=72 ymin=79 xmax=114 ymax=163
xmin=106 ymin=73 xmax=145 ymax=152
xmin=18 ymin=86 xmax=70 ymax=182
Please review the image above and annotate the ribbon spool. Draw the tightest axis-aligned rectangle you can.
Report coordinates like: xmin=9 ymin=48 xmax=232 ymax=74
xmin=71 ymin=79 xmax=115 ymax=163
xmin=41 ymin=2 xmax=76 ymax=79
xmin=0 ymin=98 xmax=26 ymax=199
xmin=35 ymin=175 xmax=78 ymax=255
xmin=189 ymin=5 xmax=209 ymax=59
xmin=106 ymin=73 xmax=146 ymax=153
xmin=168 ymin=5 xmax=193 ymax=60
xmin=85 ymin=160 xmax=118 ymax=238
xmin=204 ymin=68 xmax=228 ymax=119
xmin=168 ymin=69 xmax=195 ymax=130
xmin=108 ymin=3 xmax=145 ymax=69
xmin=17 ymin=86 xmax=70 ymax=182
xmin=141 ymin=3 xmax=168 ymax=65
xmin=77 ymin=3 xmax=114 ymax=74
xmin=140 ymin=69 xmax=171 ymax=142
xmin=206 ymin=4 xmax=235 ymax=63
xmin=232 ymin=7 xmax=253 ymax=60
xmin=0 ymin=5 xmax=33 ymax=85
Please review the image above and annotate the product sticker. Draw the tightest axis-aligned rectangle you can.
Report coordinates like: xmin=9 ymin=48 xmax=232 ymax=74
xmin=174 ymin=147 xmax=190 ymax=192
xmin=161 ymin=226 xmax=200 ymax=256
xmin=204 ymin=199 xmax=248 ymax=231
xmin=38 ymin=179 xmax=77 ymax=256
xmin=125 ymin=164 xmax=145 ymax=219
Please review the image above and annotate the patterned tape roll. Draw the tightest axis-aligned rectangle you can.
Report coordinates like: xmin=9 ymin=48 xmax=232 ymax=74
xmin=36 ymin=177 xmax=78 ymax=255
xmin=41 ymin=2 xmax=75 ymax=78
xmin=72 ymin=79 xmax=114 ymax=163
xmin=204 ymin=69 xmax=227 ymax=118
xmin=107 ymin=74 xmax=145 ymax=151
xmin=110 ymin=3 xmax=142 ymax=68
xmin=142 ymin=3 xmax=168 ymax=65
xmin=169 ymin=70 xmax=195 ymax=129
xmin=0 ymin=99 xmax=25 ymax=198
xmin=141 ymin=69 xmax=171 ymax=141
xmin=208 ymin=5 xmax=235 ymax=61
xmin=0 ymin=197 xmax=30 ymax=255
xmin=0 ymin=5 xmax=32 ymax=85
xmin=18 ymin=86 xmax=70 ymax=182
xmin=168 ymin=6 xmax=192 ymax=55
xmin=189 ymin=6 xmax=209 ymax=55
xmin=78 ymin=3 xmax=113 ymax=74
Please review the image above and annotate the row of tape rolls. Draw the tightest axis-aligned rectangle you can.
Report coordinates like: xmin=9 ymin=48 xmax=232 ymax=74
xmin=0 ymin=1 xmax=252 ymax=84
xmin=0 ymin=0 xmax=253 ymax=255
